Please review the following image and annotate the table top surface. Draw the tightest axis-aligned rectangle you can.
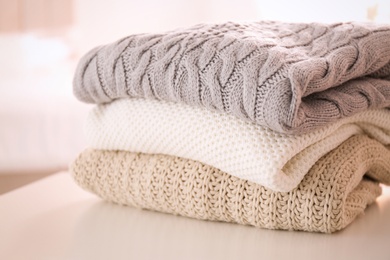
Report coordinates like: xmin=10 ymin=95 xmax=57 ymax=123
xmin=1 ymin=172 xmax=390 ymax=260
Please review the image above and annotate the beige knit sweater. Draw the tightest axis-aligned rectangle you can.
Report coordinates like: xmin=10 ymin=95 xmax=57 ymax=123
xmin=71 ymin=135 xmax=390 ymax=233
xmin=73 ymin=21 xmax=390 ymax=134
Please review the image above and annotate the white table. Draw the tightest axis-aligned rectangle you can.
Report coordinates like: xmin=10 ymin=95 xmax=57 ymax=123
xmin=1 ymin=172 xmax=390 ymax=260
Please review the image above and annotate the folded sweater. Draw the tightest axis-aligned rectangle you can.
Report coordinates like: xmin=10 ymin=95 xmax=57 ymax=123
xmin=71 ymin=135 xmax=390 ymax=233
xmin=73 ymin=21 xmax=390 ymax=134
xmin=85 ymin=98 xmax=390 ymax=192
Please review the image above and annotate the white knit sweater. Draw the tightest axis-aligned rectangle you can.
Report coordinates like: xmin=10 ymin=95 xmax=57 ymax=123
xmin=85 ymin=98 xmax=390 ymax=192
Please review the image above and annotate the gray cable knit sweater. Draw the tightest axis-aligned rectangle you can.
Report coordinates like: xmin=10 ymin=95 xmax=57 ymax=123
xmin=73 ymin=21 xmax=390 ymax=133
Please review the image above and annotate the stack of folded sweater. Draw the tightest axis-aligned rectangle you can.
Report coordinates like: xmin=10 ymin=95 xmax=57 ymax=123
xmin=70 ymin=21 xmax=390 ymax=233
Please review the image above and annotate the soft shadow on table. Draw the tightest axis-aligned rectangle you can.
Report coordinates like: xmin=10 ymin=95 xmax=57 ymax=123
xmin=67 ymin=191 xmax=390 ymax=260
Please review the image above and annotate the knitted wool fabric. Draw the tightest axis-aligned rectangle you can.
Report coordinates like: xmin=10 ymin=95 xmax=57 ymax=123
xmin=70 ymin=135 xmax=390 ymax=233
xmin=73 ymin=21 xmax=390 ymax=134
xmin=85 ymin=98 xmax=390 ymax=192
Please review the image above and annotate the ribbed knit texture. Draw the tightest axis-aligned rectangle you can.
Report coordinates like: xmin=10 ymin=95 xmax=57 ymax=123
xmin=71 ymin=135 xmax=390 ymax=233
xmin=85 ymin=98 xmax=390 ymax=192
xmin=73 ymin=21 xmax=390 ymax=134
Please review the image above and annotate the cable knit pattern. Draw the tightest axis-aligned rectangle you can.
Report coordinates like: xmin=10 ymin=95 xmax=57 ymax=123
xmin=71 ymin=135 xmax=390 ymax=233
xmin=73 ymin=21 xmax=390 ymax=133
xmin=85 ymin=98 xmax=390 ymax=192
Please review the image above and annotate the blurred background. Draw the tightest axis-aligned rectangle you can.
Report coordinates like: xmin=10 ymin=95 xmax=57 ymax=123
xmin=1 ymin=0 xmax=390 ymax=193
